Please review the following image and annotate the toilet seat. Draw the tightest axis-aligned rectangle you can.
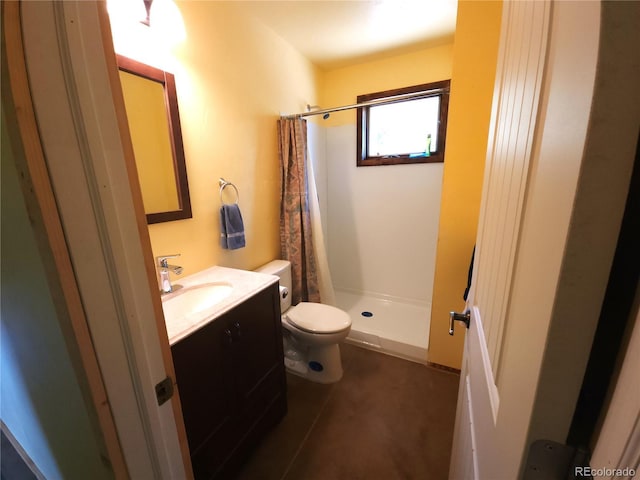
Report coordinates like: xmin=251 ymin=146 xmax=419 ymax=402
xmin=285 ymin=302 xmax=351 ymax=334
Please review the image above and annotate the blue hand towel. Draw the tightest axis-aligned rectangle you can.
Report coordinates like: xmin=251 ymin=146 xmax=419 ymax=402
xmin=220 ymin=204 xmax=246 ymax=250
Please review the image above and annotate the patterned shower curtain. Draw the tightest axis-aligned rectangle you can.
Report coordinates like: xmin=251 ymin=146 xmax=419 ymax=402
xmin=277 ymin=117 xmax=320 ymax=304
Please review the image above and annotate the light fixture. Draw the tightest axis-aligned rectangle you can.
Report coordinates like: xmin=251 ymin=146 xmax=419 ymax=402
xmin=149 ymin=0 xmax=186 ymax=44
xmin=107 ymin=0 xmax=185 ymax=43
xmin=141 ymin=0 xmax=153 ymax=26
xmin=107 ymin=0 xmax=186 ymax=68
xmin=106 ymin=0 xmax=147 ymax=27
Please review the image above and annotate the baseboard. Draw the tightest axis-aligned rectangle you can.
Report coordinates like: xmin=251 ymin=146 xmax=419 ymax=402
xmin=426 ymin=361 xmax=461 ymax=375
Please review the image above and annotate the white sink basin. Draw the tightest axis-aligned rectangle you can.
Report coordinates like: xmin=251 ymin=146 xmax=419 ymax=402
xmin=161 ymin=266 xmax=278 ymax=345
xmin=162 ymin=282 xmax=233 ymax=323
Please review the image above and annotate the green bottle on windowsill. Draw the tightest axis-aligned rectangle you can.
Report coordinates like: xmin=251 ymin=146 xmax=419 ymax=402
xmin=425 ymin=133 xmax=432 ymax=157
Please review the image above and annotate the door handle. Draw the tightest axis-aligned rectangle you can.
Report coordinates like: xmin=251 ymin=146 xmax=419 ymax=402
xmin=449 ymin=310 xmax=470 ymax=336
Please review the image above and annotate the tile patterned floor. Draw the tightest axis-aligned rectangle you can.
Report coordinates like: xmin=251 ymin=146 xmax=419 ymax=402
xmin=234 ymin=343 xmax=460 ymax=480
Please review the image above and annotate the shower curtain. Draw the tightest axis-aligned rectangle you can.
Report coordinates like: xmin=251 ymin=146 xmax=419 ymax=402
xmin=307 ymin=125 xmax=336 ymax=306
xmin=277 ymin=117 xmax=335 ymax=305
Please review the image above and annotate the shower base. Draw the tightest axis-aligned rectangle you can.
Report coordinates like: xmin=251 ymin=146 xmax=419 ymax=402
xmin=335 ymin=289 xmax=430 ymax=364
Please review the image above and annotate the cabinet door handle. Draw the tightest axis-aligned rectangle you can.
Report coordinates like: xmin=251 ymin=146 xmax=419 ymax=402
xmin=223 ymin=328 xmax=233 ymax=346
xmin=232 ymin=321 xmax=242 ymax=341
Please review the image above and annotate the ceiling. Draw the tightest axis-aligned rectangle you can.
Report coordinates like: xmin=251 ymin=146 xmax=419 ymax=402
xmin=236 ymin=0 xmax=458 ymax=70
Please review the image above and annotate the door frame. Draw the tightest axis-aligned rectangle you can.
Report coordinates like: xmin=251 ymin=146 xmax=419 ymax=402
xmin=449 ymin=0 xmax=640 ymax=477
xmin=1 ymin=2 xmax=128 ymax=476
xmin=522 ymin=0 xmax=640 ymax=451
xmin=2 ymin=1 xmax=193 ymax=477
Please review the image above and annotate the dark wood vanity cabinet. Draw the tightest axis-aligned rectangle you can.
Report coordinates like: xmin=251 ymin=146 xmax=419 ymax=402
xmin=171 ymin=283 xmax=286 ymax=480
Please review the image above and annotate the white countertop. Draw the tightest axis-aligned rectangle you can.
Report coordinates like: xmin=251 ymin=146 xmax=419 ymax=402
xmin=162 ymin=266 xmax=279 ymax=345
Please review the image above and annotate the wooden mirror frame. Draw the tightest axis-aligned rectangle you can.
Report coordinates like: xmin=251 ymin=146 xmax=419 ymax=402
xmin=117 ymin=55 xmax=192 ymax=224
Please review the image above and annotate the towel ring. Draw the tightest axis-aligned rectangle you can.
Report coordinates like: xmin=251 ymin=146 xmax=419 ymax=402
xmin=219 ymin=178 xmax=240 ymax=205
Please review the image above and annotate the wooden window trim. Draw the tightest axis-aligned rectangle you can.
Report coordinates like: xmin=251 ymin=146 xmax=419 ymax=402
xmin=357 ymin=80 xmax=450 ymax=167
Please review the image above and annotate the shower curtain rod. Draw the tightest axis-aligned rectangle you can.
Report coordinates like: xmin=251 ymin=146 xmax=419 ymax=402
xmin=283 ymin=86 xmax=449 ymax=120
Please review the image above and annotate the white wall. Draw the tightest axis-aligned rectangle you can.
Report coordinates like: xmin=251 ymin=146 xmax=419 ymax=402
xmin=1 ymin=110 xmax=112 ymax=479
xmin=307 ymin=121 xmax=329 ymax=242
xmin=326 ymin=124 xmax=443 ymax=304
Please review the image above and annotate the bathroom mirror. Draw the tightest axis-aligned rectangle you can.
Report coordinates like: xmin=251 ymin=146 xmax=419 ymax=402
xmin=117 ymin=55 xmax=192 ymax=224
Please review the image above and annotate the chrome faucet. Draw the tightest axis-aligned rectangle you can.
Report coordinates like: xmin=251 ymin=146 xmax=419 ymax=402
xmin=157 ymin=254 xmax=183 ymax=294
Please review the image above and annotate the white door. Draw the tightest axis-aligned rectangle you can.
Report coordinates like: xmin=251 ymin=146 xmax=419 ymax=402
xmin=448 ymin=3 xmax=552 ymax=477
xmin=447 ymin=1 xmax=633 ymax=478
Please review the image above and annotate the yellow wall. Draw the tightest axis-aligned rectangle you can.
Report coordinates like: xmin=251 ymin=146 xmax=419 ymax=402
xmin=318 ymin=2 xmax=502 ymax=369
xmin=428 ymin=0 xmax=503 ymax=369
xmin=112 ymin=2 xmax=320 ymax=276
xmin=320 ymin=44 xmax=454 ymax=127
xmin=111 ymin=0 xmax=501 ymax=369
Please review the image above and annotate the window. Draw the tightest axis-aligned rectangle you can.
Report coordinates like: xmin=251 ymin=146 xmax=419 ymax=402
xmin=357 ymin=80 xmax=450 ymax=167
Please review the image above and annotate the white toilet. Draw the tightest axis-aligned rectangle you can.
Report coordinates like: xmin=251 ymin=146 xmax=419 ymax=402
xmin=256 ymin=260 xmax=351 ymax=383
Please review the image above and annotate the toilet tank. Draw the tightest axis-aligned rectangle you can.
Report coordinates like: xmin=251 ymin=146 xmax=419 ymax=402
xmin=255 ymin=260 xmax=292 ymax=312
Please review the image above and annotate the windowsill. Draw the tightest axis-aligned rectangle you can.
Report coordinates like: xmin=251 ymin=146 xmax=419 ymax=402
xmin=358 ymin=152 xmax=444 ymax=167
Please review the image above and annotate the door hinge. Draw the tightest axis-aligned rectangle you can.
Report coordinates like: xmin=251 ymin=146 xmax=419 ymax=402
xmin=155 ymin=376 xmax=174 ymax=406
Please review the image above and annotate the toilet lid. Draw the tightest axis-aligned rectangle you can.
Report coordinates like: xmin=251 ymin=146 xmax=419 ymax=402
xmin=285 ymin=302 xmax=352 ymax=334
